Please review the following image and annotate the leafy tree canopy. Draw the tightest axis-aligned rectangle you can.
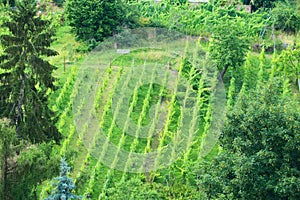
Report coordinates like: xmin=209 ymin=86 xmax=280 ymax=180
xmin=1 ymin=0 xmax=15 ymax=7
xmin=104 ymin=176 xmax=204 ymax=199
xmin=104 ymin=177 xmax=163 ymax=200
xmin=271 ymin=1 xmax=300 ymax=34
xmin=65 ymin=0 xmax=137 ymax=42
xmin=243 ymin=0 xmax=294 ymax=10
xmin=209 ymin=15 xmax=250 ymax=80
xmin=0 ymin=118 xmax=61 ymax=199
xmin=197 ymin=79 xmax=300 ymax=199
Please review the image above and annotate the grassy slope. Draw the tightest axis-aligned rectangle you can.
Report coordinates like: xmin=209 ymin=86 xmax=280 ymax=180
xmin=0 ymin=1 xmax=297 ymax=199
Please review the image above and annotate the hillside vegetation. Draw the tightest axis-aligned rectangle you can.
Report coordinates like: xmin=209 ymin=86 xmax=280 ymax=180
xmin=0 ymin=0 xmax=299 ymax=199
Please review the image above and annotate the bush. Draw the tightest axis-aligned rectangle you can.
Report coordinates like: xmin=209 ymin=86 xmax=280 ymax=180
xmin=1 ymin=0 xmax=15 ymax=7
xmin=272 ymin=2 xmax=300 ymax=34
xmin=66 ymin=0 xmax=137 ymax=42
xmin=53 ymin=0 xmax=65 ymax=7
xmin=243 ymin=0 xmax=285 ymax=11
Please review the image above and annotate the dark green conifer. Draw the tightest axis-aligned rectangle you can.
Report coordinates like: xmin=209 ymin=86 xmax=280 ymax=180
xmin=0 ymin=0 xmax=61 ymax=143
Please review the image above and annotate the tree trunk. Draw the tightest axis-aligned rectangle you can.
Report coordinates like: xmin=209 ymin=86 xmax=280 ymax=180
xmin=64 ymin=56 xmax=66 ymax=73
xmin=16 ymin=76 xmax=25 ymax=137
xmin=218 ymin=64 xmax=229 ymax=81
xmin=1 ymin=144 xmax=11 ymax=200
xmin=3 ymin=153 xmax=10 ymax=200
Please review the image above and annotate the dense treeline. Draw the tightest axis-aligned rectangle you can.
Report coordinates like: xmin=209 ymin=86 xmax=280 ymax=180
xmin=0 ymin=0 xmax=299 ymax=199
xmin=65 ymin=0 xmax=300 ymax=51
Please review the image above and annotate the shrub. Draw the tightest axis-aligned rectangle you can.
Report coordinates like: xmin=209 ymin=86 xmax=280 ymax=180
xmin=271 ymin=2 xmax=300 ymax=34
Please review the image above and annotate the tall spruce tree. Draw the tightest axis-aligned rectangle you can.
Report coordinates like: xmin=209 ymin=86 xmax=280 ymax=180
xmin=0 ymin=0 xmax=61 ymax=143
xmin=45 ymin=158 xmax=81 ymax=200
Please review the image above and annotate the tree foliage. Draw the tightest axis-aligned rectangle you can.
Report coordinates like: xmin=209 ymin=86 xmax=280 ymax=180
xmin=104 ymin=177 xmax=162 ymax=200
xmin=271 ymin=1 xmax=300 ymax=34
xmin=0 ymin=0 xmax=61 ymax=143
xmin=209 ymin=15 xmax=250 ymax=80
xmin=0 ymin=0 xmax=15 ymax=7
xmin=65 ymin=0 xmax=136 ymax=42
xmin=251 ymin=0 xmax=278 ymax=9
xmin=0 ymin=119 xmax=61 ymax=199
xmin=197 ymin=80 xmax=300 ymax=199
xmin=275 ymin=47 xmax=300 ymax=83
xmin=53 ymin=0 xmax=65 ymax=7
xmin=242 ymin=0 xmax=288 ymax=10
xmin=104 ymin=176 xmax=203 ymax=200
xmin=167 ymin=0 xmax=187 ymax=5
xmin=0 ymin=119 xmax=17 ymax=200
xmin=14 ymin=142 xmax=61 ymax=199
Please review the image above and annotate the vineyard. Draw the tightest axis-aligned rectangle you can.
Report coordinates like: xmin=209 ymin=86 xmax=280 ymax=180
xmin=39 ymin=28 xmax=228 ymax=199
xmin=38 ymin=25 xmax=299 ymax=199
xmin=0 ymin=1 xmax=300 ymax=200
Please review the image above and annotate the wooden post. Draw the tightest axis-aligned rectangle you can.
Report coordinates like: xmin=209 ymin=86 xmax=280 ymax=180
xmin=272 ymin=23 xmax=276 ymax=52
xmin=64 ymin=56 xmax=66 ymax=72
xmin=113 ymin=31 xmax=117 ymax=49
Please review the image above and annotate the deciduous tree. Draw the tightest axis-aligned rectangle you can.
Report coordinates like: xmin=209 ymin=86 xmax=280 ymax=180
xmin=65 ymin=0 xmax=135 ymax=42
xmin=197 ymin=79 xmax=300 ymax=199
xmin=272 ymin=1 xmax=300 ymax=34
xmin=209 ymin=15 xmax=250 ymax=80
